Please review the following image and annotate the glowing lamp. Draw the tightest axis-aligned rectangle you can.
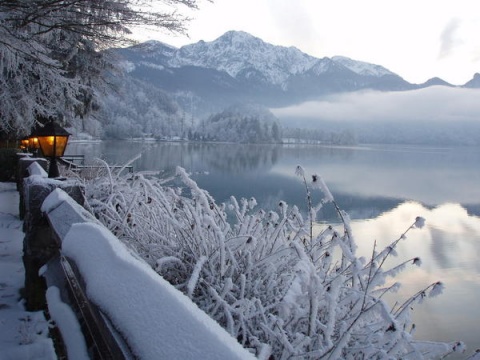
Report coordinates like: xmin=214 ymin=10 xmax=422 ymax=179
xmin=20 ymin=137 xmax=30 ymax=150
xmin=31 ymin=121 xmax=70 ymax=178
xmin=28 ymin=136 xmax=40 ymax=151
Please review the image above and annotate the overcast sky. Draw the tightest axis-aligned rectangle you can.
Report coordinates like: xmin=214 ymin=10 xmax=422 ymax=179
xmin=143 ymin=0 xmax=480 ymax=86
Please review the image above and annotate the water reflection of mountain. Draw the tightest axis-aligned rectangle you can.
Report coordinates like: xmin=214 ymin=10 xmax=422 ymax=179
xmin=198 ymin=143 xmax=281 ymax=174
xmin=195 ymin=165 xmax=480 ymax=225
xmin=66 ymin=141 xmax=480 ymax=218
xmin=194 ymin=169 xmax=403 ymax=222
xmin=277 ymin=145 xmax=480 ymax=207
xmin=281 ymin=143 xmax=357 ymax=162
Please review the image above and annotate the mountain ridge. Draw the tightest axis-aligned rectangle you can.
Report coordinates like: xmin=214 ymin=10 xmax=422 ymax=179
xmin=113 ymin=30 xmax=479 ymax=117
xmin=91 ymin=31 xmax=480 ymax=145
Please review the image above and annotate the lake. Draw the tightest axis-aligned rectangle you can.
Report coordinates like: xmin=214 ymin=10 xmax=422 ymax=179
xmin=66 ymin=141 xmax=480 ymax=356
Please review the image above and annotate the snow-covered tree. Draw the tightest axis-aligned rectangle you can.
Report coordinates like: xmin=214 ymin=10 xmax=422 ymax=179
xmin=97 ymin=76 xmax=184 ymax=139
xmin=197 ymin=103 xmax=283 ymax=143
xmin=0 ymin=0 xmax=203 ymax=137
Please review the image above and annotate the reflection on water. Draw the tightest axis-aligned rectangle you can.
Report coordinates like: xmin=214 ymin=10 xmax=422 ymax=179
xmin=67 ymin=141 xmax=281 ymax=176
xmin=66 ymin=141 xmax=480 ymax=354
xmin=272 ymin=144 xmax=480 ymax=207
xmin=350 ymin=201 xmax=480 ymax=355
xmin=66 ymin=142 xmax=480 ymax=216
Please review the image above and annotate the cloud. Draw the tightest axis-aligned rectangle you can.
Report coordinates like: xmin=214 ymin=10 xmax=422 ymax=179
xmin=438 ymin=18 xmax=463 ymax=59
xmin=271 ymin=86 xmax=480 ymax=124
xmin=264 ymin=0 xmax=318 ymax=49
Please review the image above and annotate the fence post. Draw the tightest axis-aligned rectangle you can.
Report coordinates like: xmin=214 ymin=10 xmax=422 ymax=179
xmin=20 ymin=161 xmax=85 ymax=310
xmin=17 ymin=157 xmax=48 ymax=219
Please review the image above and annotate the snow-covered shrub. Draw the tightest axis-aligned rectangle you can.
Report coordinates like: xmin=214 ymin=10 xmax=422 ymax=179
xmin=82 ymin=161 xmax=464 ymax=359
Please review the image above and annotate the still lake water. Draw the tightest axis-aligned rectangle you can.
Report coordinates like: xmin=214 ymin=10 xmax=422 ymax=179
xmin=66 ymin=141 xmax=480 ymax=355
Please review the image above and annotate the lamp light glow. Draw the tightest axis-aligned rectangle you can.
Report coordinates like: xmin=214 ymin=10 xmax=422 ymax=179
xmin=30 ymin=120 xmax=70 ymax=178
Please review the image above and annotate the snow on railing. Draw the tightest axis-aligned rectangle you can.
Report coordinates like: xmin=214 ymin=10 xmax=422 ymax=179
xmin=23 ymin=171 xmax=254 ymax=359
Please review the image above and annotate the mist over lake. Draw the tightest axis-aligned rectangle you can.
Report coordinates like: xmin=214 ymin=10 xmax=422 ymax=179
xmin=272 ymin=87 xmax=480 ymax=146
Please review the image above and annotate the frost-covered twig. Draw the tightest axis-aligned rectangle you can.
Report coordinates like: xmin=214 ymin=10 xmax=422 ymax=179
xmin=81 ymin=163 xmax=460 ymax=359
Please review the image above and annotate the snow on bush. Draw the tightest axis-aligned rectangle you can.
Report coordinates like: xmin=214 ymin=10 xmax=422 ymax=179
xmin=81 ymin=160 xmax=464 ymax=359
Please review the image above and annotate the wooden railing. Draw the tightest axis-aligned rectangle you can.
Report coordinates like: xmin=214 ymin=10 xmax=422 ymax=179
xmin=62 ymin=154 xmax=85 ymax=165
xmin=19 ymin=158 xmax=254 ymax=360
xmin=59 ymin=156 xmax=133 ymax=177
xmin=19 ymin=159 xmax=132 ymax=358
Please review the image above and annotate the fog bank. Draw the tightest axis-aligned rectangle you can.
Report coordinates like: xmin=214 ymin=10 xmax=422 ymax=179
xmin=271 ymin=86 xmax=480 ymax=145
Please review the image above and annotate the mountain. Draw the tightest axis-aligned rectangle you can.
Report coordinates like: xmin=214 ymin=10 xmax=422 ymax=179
xmin=114 ymin=31 xmax=416 ymax=116
xmin=464 ymin=73 xmax=480 ymax=88
xmin=417 ymin=77 xmax=454 ymax=88
xmin=90 ymin=30 xmax=480 ymax=144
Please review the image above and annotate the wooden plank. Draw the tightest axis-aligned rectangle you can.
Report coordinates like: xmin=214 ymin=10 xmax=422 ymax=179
xmin=59 ymin=256 xmax=133 ymax=360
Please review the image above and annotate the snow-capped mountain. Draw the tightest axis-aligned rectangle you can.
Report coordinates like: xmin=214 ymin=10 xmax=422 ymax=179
xmin=170 ymin=31 xmax=320 ymax=86
xmin=112 ymin=30 xmax=459 ymax=116
xmin=331 ymin=56 xmax=393 ymax=77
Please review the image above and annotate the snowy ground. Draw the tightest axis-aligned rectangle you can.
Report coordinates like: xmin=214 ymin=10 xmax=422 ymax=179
xmin=0 ymin=182 xmax=56 ymax=360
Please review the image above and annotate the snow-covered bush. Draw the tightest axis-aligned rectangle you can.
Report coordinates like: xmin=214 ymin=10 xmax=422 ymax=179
xmin=81 ymin=161 xmax=464 ymax=359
